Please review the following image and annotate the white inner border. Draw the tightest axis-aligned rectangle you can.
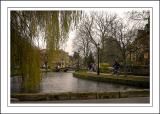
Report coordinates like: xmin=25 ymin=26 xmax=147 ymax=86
xmin=1 ymin=1 xmax=159 ymax=113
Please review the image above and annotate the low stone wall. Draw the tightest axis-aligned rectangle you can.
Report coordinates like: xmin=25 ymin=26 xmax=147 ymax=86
xmin=73 ymin=72 xmax=149 ymax=88
xmin=11 ymin=90 xmax=149 ymax=101
xmin=119 ymin=90 xmax=149 ymax=98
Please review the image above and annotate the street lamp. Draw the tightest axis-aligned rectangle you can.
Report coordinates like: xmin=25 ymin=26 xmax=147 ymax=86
xmin=78 ymin=50 xmax=80 ymax=71
xmin=97 ymin=43 xmax=100 ymax=75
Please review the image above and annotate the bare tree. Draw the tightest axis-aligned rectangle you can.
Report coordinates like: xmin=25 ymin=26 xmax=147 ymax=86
xmin=109 ymin=11 xmax=148 ymax=74
xmin=73 ymin=15 xmax=96 ymax=67
xmin=73 ymin=10 xmax=149 ymax=75
xmin=94 ymin=12 xmax=118 ymax=62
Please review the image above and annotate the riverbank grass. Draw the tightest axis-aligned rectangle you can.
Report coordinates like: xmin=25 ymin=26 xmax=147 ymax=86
xmin=73 ymin=72 xmax=149 ymax=88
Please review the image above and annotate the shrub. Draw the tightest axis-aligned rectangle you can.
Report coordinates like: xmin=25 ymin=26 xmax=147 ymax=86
xmin=75 ymin=68 xmax=88 ymax=72
xmin=100 ymin=63 xmax=110 ymax=73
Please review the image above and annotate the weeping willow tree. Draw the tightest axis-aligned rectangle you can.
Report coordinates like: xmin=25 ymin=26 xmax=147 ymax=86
xmin=41 ymin=11 xmax=82 ymax=68
xmin=11 ymin=11 xmax=41 ymax=92
xmin=11 ymin=11 xmax=82 ymax=93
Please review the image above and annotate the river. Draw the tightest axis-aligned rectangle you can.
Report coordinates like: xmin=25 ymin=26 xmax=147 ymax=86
xmin=11 ymin=72 xmax=140 ymax=93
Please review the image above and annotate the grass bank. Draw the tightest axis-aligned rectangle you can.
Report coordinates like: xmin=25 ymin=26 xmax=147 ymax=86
xmin=73 ymin=72 xmax=149 ymax=88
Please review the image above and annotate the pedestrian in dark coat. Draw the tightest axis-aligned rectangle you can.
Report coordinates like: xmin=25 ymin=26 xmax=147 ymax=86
xmin=113 ymin=61 xmax=120 ymax=75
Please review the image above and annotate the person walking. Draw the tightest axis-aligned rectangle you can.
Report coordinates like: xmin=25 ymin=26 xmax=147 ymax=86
xmin=112 ymin=61 xmax=120 ymax=76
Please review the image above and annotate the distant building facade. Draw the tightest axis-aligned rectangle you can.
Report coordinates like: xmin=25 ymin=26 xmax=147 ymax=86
xmin=40 ymin=49 xmax=72 ymax=69
xmin=129 ymin=22 xmax=150 ymax=65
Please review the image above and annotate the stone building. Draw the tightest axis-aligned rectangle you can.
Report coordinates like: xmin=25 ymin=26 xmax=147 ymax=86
xmin=129 ymin=22 xmax=150 ymax=65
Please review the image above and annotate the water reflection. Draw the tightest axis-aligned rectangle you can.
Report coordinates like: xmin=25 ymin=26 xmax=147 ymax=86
xmin=11 ymin=72 xmax=140 ymax=93
xmin=11 ymin=76 xmax=22 ymax=93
